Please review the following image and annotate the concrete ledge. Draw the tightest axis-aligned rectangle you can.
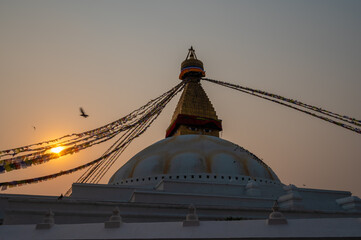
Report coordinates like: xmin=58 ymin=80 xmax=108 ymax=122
xmin=1 ymin=217 xmax=361 ymax=239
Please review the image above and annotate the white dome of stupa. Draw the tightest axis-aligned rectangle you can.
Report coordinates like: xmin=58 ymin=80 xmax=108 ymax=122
xmin=108 ymin=135 xmax=280 ymax=185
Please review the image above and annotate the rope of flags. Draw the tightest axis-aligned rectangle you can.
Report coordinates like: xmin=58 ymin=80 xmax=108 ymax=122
xmin=0 ymin=81 xmax=185 ymax=190
xmin=0 ymin=85 xmax=179 ymax=160
xmin=1 ymin=148 xmax=112 ymax=191
xmin=202 ymin=78 xmax=361 ymax=134
xmin=0 ymin=82 xmax=185 ymax=174
xmin=72 ymin=81 xmax=185 ymax=187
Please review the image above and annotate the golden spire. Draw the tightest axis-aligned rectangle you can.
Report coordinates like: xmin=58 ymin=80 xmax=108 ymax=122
xmin=166 ymin=48 xmax=222 ymax=138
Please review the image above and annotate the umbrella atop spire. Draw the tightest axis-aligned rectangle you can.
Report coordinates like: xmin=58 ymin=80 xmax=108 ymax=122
xmin=179 ymin=46 xmax=205 ymax=80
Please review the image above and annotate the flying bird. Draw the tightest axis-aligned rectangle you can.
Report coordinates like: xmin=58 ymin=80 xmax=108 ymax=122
xmin=79 ymin=107 xmax=89 ymax=118
xmin=32 ymin=126 xmax=36 ymax=130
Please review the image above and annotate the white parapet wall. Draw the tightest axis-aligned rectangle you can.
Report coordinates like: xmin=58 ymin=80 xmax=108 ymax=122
xmin=1 ymin=217 xmax=361 ymax=240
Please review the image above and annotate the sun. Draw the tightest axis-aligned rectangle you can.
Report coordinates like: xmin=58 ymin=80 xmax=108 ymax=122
xmin=50 ymin=146 xmax=65 ymax=154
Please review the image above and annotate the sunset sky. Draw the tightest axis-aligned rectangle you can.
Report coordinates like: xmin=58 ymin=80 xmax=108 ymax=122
xmin=1 ymin=0 xmax=360 ymax=197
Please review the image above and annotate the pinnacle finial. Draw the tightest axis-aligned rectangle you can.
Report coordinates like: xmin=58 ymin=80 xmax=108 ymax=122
xmin=186 ymin=46 xmax=197 ymax=60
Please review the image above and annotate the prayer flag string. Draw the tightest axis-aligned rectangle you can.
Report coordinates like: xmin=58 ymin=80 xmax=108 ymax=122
xmin=0 ymin=81 xmax=185 ymax=178
xmin=202 ymin=78 xmax=361 ymax=134
xmin=1 ymin=81 xmax=185 ymax=190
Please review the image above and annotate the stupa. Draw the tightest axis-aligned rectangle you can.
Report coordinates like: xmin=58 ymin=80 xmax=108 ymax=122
xmin=109 ymin=46 xmax=279 ymax=188
xmin=0 ymin=48 xmax=360 ymax=239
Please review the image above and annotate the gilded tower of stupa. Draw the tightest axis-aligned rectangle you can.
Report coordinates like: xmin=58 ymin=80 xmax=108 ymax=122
xmin=166 ymin=47 xmax=222 ymax=137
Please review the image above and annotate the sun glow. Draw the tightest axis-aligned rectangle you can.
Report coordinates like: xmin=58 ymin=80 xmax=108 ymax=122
xmin=50 ymin=146 xmax=65 ymax=154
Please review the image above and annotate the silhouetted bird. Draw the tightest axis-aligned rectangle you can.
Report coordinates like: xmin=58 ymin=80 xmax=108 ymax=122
xmin=80 ymin=107 xmax=89 ymax=118
xmin=33 ymin=126 xmax=36 ymax=130
xmin=57 ymin=194 xmax=63 ymax=200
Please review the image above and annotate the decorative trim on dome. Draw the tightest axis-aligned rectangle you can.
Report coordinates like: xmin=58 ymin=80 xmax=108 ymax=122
xmin=110 ymin=173 xmax=282 ymax=186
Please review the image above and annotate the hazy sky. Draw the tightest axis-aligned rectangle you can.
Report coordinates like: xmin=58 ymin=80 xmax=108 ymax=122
xmin=1 ymin=0 xmax=360 ymax=197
